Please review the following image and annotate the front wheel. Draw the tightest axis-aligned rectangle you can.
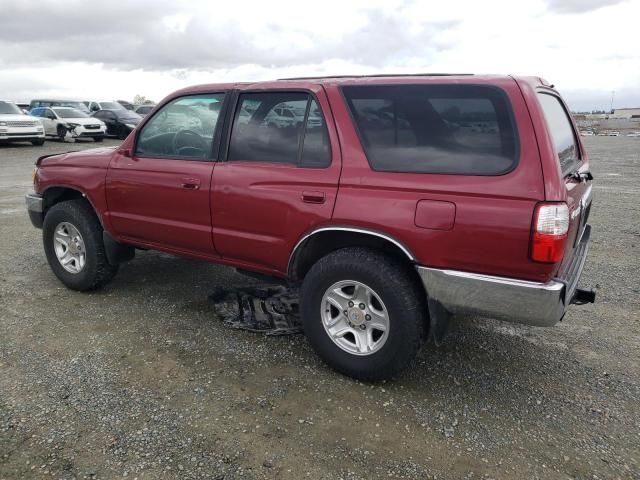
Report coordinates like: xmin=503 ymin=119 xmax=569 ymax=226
xmin=42 ymin=199 xmax=118 ymax=291
xmin=300 ymin=248 xmax=425 ymax=380
xmin=94 ymin=136 xmax=104 ymax=143
xmin=31 ymin=139 xmax=45 ymax=146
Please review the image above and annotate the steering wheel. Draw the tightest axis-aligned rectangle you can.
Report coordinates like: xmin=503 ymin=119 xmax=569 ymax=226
xmin=172 ymin=129 xmax=206 ymax=157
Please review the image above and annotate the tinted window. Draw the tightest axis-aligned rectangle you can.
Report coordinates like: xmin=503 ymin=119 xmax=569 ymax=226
xmin=537 ymin=93 xmax=579 ymax=174
xmin=100 ymin=101 xmax=125 ymax=110
xmin=228 ymin=92 xmax=330 ymax=167
xmin=136 ymin=93 xmax=225 ymax=159
xmin=343 ymin=85 xmax=518 ymax=175
xmin=53 ymin=108 xmax=88 ymax=118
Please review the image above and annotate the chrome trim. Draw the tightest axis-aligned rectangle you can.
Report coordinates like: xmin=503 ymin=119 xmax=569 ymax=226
xmin=25 ymin=192 xmax=43 ymax=213
xmin=417 ymin=267 xmax=569 ymax=327
xmin=288 ymin=227 xmax=415 ymax=275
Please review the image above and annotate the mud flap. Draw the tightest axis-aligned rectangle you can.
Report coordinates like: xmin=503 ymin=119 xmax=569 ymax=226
xmin=427 ymin=298 xmax=451 ymax=346
xmin=208 ymin=286 xmax=302 ymax=336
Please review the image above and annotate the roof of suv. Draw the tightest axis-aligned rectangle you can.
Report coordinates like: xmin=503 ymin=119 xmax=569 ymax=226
xmin=166 ymin=74 xmax=553 ymax=100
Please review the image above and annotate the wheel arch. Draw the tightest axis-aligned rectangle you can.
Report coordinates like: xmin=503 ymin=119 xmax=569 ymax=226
xmin=288 ymin=227 xmax=417 ymax=281
xmin=42 ymin=186 xmax=103 ymax=227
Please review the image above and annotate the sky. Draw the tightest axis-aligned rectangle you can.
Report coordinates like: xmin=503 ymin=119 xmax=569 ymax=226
xmin=0 ymin=0 xmax=638 ymax=112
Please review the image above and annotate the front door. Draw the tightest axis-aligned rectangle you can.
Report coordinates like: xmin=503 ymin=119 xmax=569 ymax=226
xmin=211 ymin=87 xmax=341 ymax=273
xmin=106 ymin=92 xmax=226 ymax=257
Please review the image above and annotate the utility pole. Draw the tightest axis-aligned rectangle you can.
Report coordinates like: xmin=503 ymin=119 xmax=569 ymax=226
xmin=610 ymin=90 xmax=615 ymax=114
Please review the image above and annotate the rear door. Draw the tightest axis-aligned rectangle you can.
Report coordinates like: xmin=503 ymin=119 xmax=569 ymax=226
xmin=537 ymin=92 xmax=593 ymax=260
xmin=211 ymin=86 xmax=341 ymax=273
xmin=106 ymin=92 xmax=226 ymax=256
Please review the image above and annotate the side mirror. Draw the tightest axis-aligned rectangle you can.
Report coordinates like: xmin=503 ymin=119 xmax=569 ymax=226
xmin=117 ymin=147 xmax=132 ymax=158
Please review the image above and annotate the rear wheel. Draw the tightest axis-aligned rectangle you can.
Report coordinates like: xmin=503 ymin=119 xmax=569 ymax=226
xmin=300 ymin=247 xmax=425 ymax=380
xmin=43 ymin=199 xmax=118 ymax=291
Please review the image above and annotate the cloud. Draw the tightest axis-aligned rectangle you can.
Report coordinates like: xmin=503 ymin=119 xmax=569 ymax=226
xmin=0 ymin=0 xmax=454 ymax=71
xmin=545 ymin=0 xmax=627 ymax=13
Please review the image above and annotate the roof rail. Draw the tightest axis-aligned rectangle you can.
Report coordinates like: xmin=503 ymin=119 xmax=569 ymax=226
xmin=278 ymin=73 xmax=474 ymax=81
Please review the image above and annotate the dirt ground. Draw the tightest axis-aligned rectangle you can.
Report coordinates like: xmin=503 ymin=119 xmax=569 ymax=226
xmin=1 ymin=137 xmax=639 ymax=480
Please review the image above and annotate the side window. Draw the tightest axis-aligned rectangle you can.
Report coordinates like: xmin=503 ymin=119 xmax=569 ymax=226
xmin=537 ymin=93 xmax=580 ymax=175
xmin=343 ymin=85 xmax=518 ymax=175
xmin=136 ymin=93 xmax=225 ymax=160
xmin=300 ymin=99 xmax=331 ymax=168
xmin=45 ymin=109 xmax=56 ymax=119
xmin=228 ymin=92 xmax=331 ymax=167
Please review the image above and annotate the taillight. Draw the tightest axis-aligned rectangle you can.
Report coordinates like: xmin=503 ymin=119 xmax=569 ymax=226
xmin=531 ymin=203 xmax=569 ymax=263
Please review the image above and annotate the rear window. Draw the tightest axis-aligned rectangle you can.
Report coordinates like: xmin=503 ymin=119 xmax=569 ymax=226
xmin=537 ymin=93 xmax=580 ymax=175
xmin=342 ymin=84 xmax=518 ymax=175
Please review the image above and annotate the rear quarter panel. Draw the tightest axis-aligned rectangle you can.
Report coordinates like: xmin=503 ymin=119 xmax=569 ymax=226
xmin=326 ymin=77 xmax=556 ymax=282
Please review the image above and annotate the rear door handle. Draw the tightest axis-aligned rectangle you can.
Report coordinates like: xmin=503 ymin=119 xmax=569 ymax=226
xmin=181 ymin=177 xmax=200 ymax=190
xmin=302 ymin=191 xmax=326 ymax=204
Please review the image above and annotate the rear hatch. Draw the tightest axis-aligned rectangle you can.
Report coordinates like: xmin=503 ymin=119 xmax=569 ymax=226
xmin=536 ymin=90 xmax=593 ymax=280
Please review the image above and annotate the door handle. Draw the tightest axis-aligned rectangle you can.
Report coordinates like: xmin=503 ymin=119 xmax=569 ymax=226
xmin=181 ymin=177 xmax=200 ymax=190
xmin=302 ymin=191 xmax=326 ymax=204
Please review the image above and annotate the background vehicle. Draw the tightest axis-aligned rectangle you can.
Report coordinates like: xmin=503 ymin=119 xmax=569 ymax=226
xmin=29 ymin=99 xmax=90 ymax=114
xmin=134 ymin=104 xmax=155 ymax=117
xmin=86 ymin=101 xmax=126 ymax=113
xmin=117 ymin=100 xmax=135 ymax=110
xmin=26 ymin=74 xmax=594 ymax=380
xmin=91 ymin=109 xmax=142 ymax=139
xmin=30 ymin=106 xmax=106 ymax=142
xmin=0 ymin=100 xmax=44 ymax=145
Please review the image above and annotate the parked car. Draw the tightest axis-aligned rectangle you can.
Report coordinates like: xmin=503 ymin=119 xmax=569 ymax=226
xmin=26 ymin=74 xmax=595 ymax=380
xmin=134 ymin=104 xmax=155 ymax=117
xmin=91 ymin=109 xmax=142 ymax=139
xmin=608 ymin=131 xmax=620 ymax=136
xmin=86 ymin=101 xmax=126 ymax=113
xmin=30 ymin=107 xmax=106 ymax=142
xmin=580 ymin=130 xmax=594 ymax=136
xmin=626 ymin=131 xmax=640 ymax=137
xmin=29 ymin=99 xmax=90 ymax=114
xmin=117 ymin=100 xmax=135 ymax=110
xmin=0 ymin=100 xmax=45 ymax=145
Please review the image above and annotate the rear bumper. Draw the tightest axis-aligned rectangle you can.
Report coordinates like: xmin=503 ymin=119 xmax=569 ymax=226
xmin=417 ymin=226 xmax=591 ymax=327
xmin=25 ymin=192 xmax=44 ymax=229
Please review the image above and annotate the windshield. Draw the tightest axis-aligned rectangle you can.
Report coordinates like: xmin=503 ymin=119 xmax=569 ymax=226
xmin=0 ymin=101 xmax=23 ymax=115
xmin=101 ymin=102 xmax=125 ymax=110
xmin=53 ymin=108 xmax=89 ymax=118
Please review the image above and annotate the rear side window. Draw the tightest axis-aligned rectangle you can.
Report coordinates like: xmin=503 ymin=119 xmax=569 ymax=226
xmin=228 ymin=92 xmax=331 ymax=168
xmin=342 ymin=84 xmax=518 ymax=175
xmin=537 ymin=93 xmax=580 ymax=175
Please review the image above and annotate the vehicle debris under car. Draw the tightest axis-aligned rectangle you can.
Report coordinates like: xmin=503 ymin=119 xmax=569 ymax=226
xmin=208 ymin=285 xmax=302 ymax=336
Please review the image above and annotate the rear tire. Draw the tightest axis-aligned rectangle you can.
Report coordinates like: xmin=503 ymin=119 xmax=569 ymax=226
xmin=300 ymin=247 xmax=425 ymax=380
xmin=42 ymin=199 xmax=118 ymax=291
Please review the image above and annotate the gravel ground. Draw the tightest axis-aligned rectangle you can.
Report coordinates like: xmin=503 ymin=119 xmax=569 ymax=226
xmin=1 ymin=137 xmax=639 ymax=480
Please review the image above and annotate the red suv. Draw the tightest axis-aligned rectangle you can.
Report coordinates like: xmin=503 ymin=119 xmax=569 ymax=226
xmin=26 ymin=74 xmax=594 ymax=380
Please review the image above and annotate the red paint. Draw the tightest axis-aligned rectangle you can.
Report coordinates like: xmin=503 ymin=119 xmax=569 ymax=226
xmin=414 ymin=200 xmax=456 ymax=231
xmin=34 ymin=74 xmax=591 ymax=284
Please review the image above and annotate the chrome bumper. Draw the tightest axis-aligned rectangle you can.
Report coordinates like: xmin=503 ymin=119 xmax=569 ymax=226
xmin=417 ymin=227 xmax=591 ymax=327
xmin=25 ymin=192 xmax=44 ymax=228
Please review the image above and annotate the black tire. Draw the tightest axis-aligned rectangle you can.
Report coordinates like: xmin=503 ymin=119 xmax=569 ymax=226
xmin=56 ymin=124 xmax=67 ymax=141
xmin=42 ymin=199 xmax=118 ymax=291
xmin=300 ymin=247 xmax=425 ymax=381
xmin=31 ymin=139 xmax=45 ymax=146
xmin=117 ymin=125 xmax=128 ymax=140
xmin=94 ymin=137 xmax=104 ymax=143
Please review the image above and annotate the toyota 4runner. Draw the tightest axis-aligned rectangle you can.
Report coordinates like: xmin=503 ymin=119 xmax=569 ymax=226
xmin=26 ymin=74 xmax=595 ymax=380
